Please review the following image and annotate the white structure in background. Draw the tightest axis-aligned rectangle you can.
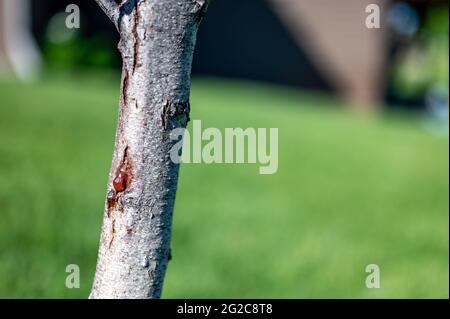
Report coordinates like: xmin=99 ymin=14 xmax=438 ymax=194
xmin=271 ymin=0 xmax=388 ymax=109
xmin=0 ymin=0 xmax=42 ymax=80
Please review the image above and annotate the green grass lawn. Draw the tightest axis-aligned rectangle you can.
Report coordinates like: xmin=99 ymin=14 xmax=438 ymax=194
xmin=0 ymin=74 xmax=448 ymax=298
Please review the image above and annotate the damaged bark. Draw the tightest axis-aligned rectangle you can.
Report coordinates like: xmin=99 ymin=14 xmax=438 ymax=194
xmin=90 ymin=0 xmax=209 ymax=299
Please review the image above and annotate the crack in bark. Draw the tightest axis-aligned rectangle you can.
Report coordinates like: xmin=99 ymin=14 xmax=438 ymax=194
xmin=109 ymin=219 xmax=116 ymax=250
xmin=120 ymin=146 xmax=132 ymax=179
xmin=121 ymin=68 xmax=129 ymax=107
xmin=132 ymin=3 xmax=141 ymax=74
xmin=106 ymin=146 xmax=133 ymax=222
xmin=107 ymin=190 xmax=117 ymax=215
xmin=107 ymin=145 xmax=134 ymax=250
xmin=161 ymin=100 xmax=169 ymax=129
xmin=132 ymin=98 xmax=139 ymax=112
xmin=113 ymin=146 xmax=132 ymax=193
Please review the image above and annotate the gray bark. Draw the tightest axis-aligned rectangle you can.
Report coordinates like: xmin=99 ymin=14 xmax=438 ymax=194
xmin=90 ymin=0 xmax=208 ymax=299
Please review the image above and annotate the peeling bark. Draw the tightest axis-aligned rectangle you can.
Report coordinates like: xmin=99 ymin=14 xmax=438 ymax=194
xmin=90 ymin=0 xmax=209 ymax=299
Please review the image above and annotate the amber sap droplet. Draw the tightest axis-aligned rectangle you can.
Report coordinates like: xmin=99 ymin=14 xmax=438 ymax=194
xmin=113 ymin=171 xmax=127 ymax=192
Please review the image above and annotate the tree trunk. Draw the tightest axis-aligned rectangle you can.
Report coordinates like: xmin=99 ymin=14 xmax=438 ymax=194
xmin=90 ymin=0 xmax=208 ymax=299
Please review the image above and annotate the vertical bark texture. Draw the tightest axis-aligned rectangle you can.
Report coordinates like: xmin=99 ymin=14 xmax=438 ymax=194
xmin=90 ymin=0 xmax=208 ymax=299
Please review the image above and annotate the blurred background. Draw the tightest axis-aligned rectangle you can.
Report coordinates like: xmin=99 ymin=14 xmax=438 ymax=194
xmin=0 ymin=0 xmax=448 ymax=298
